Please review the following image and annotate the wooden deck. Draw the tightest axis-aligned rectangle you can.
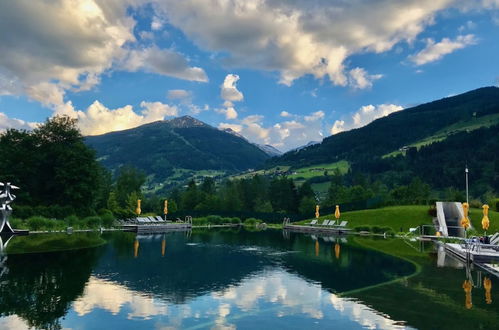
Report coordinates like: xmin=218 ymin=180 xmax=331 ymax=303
xmin=284 ymin=224 xmax=352 ymax=234
xmin=122 ymin=223 xmax=192 ymax=233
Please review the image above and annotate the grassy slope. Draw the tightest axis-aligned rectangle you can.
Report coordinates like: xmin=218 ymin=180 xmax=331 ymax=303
xmin=384 ymin=113 xmax=499 ymax=158
xmin=296 ymin=205 xmax=499 ymax=233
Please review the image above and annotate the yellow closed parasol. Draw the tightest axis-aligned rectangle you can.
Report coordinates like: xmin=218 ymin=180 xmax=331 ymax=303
xmin=461 ymin=202 xmax=470 ymax=230
xmin=335 ymin=205 xmax=340 ymax=220
xmin=164 ymin=200 xmax=168 ymax=216
xmin=482 ymin=204 xmax=490 ymax=231
xmin=136 ymin=199 xmax=142 ymax=216
xmin=315 ymin=205 xmax=320 ymax=219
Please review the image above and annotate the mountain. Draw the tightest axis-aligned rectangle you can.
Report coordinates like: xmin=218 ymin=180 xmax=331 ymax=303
xmin=221 ymin=127 xmax=282 ymax=157
xmin=255 ymin=144 xmax=282 ymax=157
xmin=265 ymin=87 xmax=499 ymax=194
xmin=268 ymin=87 xmax=499 ymax=168
xmin=85 ymin=116 xmax=270 ymax=187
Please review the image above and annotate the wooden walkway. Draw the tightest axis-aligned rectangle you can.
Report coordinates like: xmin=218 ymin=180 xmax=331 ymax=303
xmin=122 ymin=223 xmax=192 ymax=233
xmin=283 ymin=224 xmax=352 ymax=234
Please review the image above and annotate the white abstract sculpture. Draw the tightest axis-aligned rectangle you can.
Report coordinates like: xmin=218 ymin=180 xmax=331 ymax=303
xmin=0 ymin=182 xmax=19 ymax=234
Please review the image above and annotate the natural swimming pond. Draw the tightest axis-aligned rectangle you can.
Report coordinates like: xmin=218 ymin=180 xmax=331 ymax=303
xmin=0 ymin=229 xmax=497 ymax=329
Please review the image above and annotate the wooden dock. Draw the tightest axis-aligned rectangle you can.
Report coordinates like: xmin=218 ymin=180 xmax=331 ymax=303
xmin=122 ymin=223 xmax=192 ymax=234
xmin=444 ymin=243 xmax=499 ymax=263
xmin=283 ymin=224 xmax=352 ymax=234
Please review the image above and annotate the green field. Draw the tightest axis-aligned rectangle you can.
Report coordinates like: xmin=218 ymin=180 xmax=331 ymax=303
xmin=288 ymin=160 xmax=350 ymax=180
xmin=384 ymin=113 xmax=499 ymax=158
xmin=296 ymin=205 xmax=499 ymax=233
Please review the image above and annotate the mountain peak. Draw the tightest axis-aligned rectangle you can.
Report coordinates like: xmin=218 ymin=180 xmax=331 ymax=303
xmin=166 ymin=115 xmax=210 ymax=128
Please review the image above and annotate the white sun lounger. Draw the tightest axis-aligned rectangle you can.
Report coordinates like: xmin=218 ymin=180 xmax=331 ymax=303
xmin=137 ymin=217 xmax=146 ymax=224
xmin=328 ymin=220 xmax=336 ymax=227
xmin=307 ymin=219 xmax=318 ymax=226
xmin=148 ymin=216 xmax=157 ymax=223
xmin=490 ymin=233 xmax=499 ymax=245
xmin=319 ymin=220 xmax=329 ymax=226
xmin=337 ymin=221 xmax=348 ymax=228
xmin=155 ymin=216 xmax=165 ymax=222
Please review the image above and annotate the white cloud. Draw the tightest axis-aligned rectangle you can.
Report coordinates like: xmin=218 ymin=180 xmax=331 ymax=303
xmin=221 ymin=74 xmax=244 ymax=102
xmin=151 ymin=16 xmax=165 ymax=31
xmin=55 ymin=99 xmax=177 ymax=136
xmin=331 ymin=104 xmax=403 ymax=135
xmin=0 ymin=112 xmax=38 ymax=132
xmin=123 ymin=46 xmax=208 ymax=82
xmin=167 ymin=89 xmax=191 ymax=100
xmin=409 ymin=34 xmax=477 ymax=65
xmin=217 ymin=106 xmax=239 ymax=120
xmin=219 ymin=109 xmax=324 ymax=150
xmin=217 ymin=74 xmax=244 ymax=120
xmin=348 ymin=68 xmax=383 ymax=90
xmin=154 ymin=0 xmax=456 ymax=88
xmin=304 ymin=110 xmax=325 ymax=122
xmin=0 ymin=0 xmax=137 ymax=101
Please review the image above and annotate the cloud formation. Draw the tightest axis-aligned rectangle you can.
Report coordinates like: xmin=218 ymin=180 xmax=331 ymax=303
xmin=331 ymin=104 xmax=403 ymax=134
xmin=154 ymin=0 xmax=455 ymax=87
xmin=218 ymin=74 xmax=244 ymax=120
xmin=409 ymin=34 xmax=477 ymax=65
xmin=0 ymin=112 xmax=38 ymax=132
xmin=219 ymin=109 xmax=324 ymax=150
xmin=56 ymin=99 xmax=177 ymax=136
xmin=123 ymin=46 xmax=208 ymax=82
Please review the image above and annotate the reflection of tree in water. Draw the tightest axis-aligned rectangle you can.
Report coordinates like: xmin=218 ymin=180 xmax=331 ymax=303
xmin=0 ymin=247 xmax=101 ymax=329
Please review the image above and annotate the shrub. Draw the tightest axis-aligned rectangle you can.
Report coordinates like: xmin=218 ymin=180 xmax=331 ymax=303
xmin=354 ymin=226 xmax=370 ymax=232
xmin=12 ymin=205 xmax=35 ymax=219
xmin=27 ymin=216 xmax=49 ymax=231
xmin=100 ymin=213 xmax=115 ymax=228
xmin=370 ymin=226 xmax=384 ymax=234
xmin=64 ymin=215 xmax=79 ymax=227
xmin=230 ymin=217 xmax=241 ymax=224
xmin=244 ymin=218 xmax=262 ymax=226
xmin=207 ymin=215 xmax=223 ymax=225
xmin=82 ymin=216 xmax=102 ymax=229
xmin=469 ymin=200 xmax=482 ymax=209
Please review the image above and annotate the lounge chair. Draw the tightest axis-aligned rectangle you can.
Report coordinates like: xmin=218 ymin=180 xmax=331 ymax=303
xmin=490 ymin=233 xmax=499 ymax=245
xmin=155 ymin=216 xmax=165 ymax=223
xmin=328 ymin=220 xmax=336 ymax=227
xmin=307 ymin=219 xmax=318 ymax=226
xmin=337 ymin=221 xmax=348 ymax=228
xmin=136 ymin=217 xmax=145 ymax=224
xmin=319 ymin=220 xmax=329 ymax=226
xmin=148 ymin=216 xmax=157 ymax=223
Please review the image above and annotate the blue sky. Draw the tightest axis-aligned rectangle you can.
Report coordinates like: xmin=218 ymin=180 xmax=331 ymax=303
xmin=0 ymin=1 xmax=498 ymax=151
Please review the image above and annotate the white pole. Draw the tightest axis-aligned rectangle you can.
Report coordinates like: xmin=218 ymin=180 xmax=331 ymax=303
xmin=465 ymin=166 xmax=469 ymax=205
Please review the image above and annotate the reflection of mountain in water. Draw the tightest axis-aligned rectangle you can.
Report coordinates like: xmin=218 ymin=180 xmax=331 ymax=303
xmin=93 ymin=231 xmax=271 ymax=304
xmin=93 ymin=230 xmax=414 ymax=304
xmin=0 ymin=247 xmax=102 ymax=329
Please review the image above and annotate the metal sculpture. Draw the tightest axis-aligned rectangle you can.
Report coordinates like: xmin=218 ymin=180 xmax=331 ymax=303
xmin=0 ymin=182 xmax=19 ymax=234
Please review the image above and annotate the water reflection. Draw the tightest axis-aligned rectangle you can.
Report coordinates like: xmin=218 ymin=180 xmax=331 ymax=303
xmin=0 ymin=230 xmax=496 ymax=329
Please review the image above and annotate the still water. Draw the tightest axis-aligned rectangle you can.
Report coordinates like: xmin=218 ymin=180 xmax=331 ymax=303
xmin=0 ymin=229 xmax=497 ymax=329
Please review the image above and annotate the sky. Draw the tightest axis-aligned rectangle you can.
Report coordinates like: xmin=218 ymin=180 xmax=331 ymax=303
xmin=0 ymin=1 xmax=498 ymax=151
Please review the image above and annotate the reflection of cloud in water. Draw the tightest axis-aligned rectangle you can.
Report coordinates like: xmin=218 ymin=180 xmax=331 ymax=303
xmin=73 ymin=276 xmax=167 ymax=319
xmin=212 ymin=270 xmax=411 ymax=329
xmin=65 ymin=271 xmax=409 ymax=329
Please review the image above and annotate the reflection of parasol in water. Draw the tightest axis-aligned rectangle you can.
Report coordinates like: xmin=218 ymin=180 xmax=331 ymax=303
xmin=334 ymin=243 xmax=340 ymax=259
xmin=484 ymin=277 xmax=492 ymax=304
xmin=462 ymin=279 xmax=473 ymax=310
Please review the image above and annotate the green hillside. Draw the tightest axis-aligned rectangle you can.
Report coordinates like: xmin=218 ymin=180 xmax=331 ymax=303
xmin=268 ymin=87 xmax=499 ymax=168
xmin=85 ymin=116 xmax=270 ymax=190
xmin=265 ymin=87 xmax=499 ymax=196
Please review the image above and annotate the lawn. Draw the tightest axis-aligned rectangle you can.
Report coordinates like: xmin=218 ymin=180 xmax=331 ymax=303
xmin=288 ymin=160 xmax=349 ymax=180
xmin=295 ymin=204 xmax=499 ymax=233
